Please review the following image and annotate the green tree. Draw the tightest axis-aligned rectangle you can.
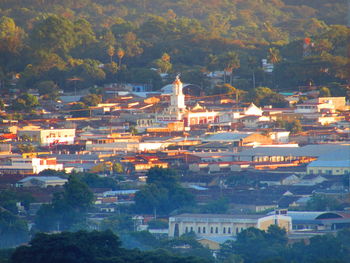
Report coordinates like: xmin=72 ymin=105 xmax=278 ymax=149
xmin=63 ymin=175 xmax=94 ymax=212
xmin=100 ymin=215 xmax=133 ymax=234
xmin=11 ymin=93 xmax=39 ymax=112
xmin=219 ymin=51 xmax=240 ymax=85
xmin=35 ymin=175 xmax=93 ymax=231
xmin=0 ymin=210 xmax=29 ymax=248
xmin=30 ymin=15 xmax=76 ymax=56
xmin=37 ymin=80 xmax=60 ymax=100
xmin=135 ymin=167 xmax=194 ymax=215
xmin=17 ymin=144 xmax=36 ymax=153
xmin=247 ymin=87 xmax=288 ymax=108
xmin=153 ymin=53 xmax=172 ymax=74
xmin=306 ymin=194 xmax=342 ymax=211
xmin=0 ymin=16 xmax=25 ymax=54
xmin=80 ymin=94 xmax=102 ymax=107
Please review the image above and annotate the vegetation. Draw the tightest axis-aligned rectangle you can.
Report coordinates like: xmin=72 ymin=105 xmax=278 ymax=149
xmin=10 ymin=230 xmax=212 ymax=263
xmin=0 ymin=0 xmax=347 ymax=100
xmin=34 ymin=175 xmax=93 ymax=232
xmin=218 ymin=226 xmax=350 ymax=263
xmin=134 ymin=167 xmax=194 ymax=215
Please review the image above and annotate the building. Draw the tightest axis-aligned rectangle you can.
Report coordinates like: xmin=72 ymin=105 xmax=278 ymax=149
xmin=268 ymin=211 xmax=350 ymax=231
xmin=168 ymin=213 xmax=292 ymax=237
xmin=17 ymin=127 xmax=76 ymax=146
xmin=0 ymin=157 xmax=63 ymax=174
xmin=306 ymin=146 xmax=350 ymax=175
xmin=16 ymin=176 xmax=67 ymax=188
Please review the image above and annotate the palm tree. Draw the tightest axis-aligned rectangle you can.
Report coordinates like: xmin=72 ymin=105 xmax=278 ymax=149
xmin=107 ymin=45 xmax=115 ymax=63
xmin=267 ymin=47 xmax=281 ymax=64
xmin=220 ymin=51 xmax=240 ymax=85
xmin=117 ymin=48 xmax=125 ymax=68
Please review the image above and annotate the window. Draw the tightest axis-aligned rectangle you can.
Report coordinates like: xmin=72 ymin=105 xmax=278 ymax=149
xmin=185 ymin=227 xmax=188 ymax=233
xmin=228 ymin=228 xmax=231 ymax=234
xmin=203 ymin=227 xmax=206 ymax=234
xmin=190 ymin=227 xmax=193 ymax=232
xmin=215 ymin=227 xmax=218 ymax=234
xmin=236 ymin=228 xmax=239 ymax=235
xmin=223 ymin=227 xmax=226 ymax=234
xmin=210 ymin=227 xmax=213 ymax=234
xmin=198 ymin=227 xmax=201 ymax=233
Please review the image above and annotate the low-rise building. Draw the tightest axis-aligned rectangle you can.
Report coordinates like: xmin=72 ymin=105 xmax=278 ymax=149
xmin=168 ymin=213 xmax=292 ymax=237
xmin=17 ymin=127 xmax=76 ymax=146
xmin=16 ymin=176 xmax=67 ymax=188
xmin=0 ymin=157 xmax=63 ymax=174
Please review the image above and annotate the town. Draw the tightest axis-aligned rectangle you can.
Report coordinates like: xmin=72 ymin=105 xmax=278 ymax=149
xmin=1 ymin=72 xmax=349 ymax=258
xmin=0 ymin=1 xmax=349 ymax=262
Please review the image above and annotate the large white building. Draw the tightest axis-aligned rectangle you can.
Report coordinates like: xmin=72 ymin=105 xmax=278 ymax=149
xmin=169 ymin=213 xmax=292 ymax=237
xmin=0 ymin=157 xmax=63 ymax=174
xmin=17 ymin=127 xmax=76 ymax=146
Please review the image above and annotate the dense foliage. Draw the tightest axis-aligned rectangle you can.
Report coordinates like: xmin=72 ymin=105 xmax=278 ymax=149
xmin=0 ymin=0 xmax=348 ymax=96
xmin=218 ymin=226 xmax=350 ymax=263
xmin=10 ymin=230 xmax=211 ymax=263
xmin=134 ymin=167 xmax=195 ymax=215
xmin=34 ymin=175 xmax=93 ymax=232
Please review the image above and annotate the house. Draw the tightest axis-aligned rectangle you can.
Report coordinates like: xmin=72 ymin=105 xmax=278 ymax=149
xmin=168 ymin=213 xmax=292 ymax=237
xmin=260 ymin=174 xmax=300 ymax=186
xmin=16 ymin=176 xmax=67 ymax=188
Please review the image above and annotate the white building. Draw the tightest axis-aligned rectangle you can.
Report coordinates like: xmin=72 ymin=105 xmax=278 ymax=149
xmin=17 ymin=128 xmax=76 ymax=146
xmin=0 ymin=157 xmax=63 ymax=174
xmin=169 ymin=213 xmax=292 ymax=237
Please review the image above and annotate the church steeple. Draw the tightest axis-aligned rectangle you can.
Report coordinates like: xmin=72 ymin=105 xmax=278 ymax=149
xmin=170 ymin=75 xmax=186 ymax=111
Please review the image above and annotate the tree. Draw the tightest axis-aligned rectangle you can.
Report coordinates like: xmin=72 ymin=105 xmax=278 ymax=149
xmin=319 ymin=86 xmax=331 ymax=97
xmin=117 ymin=48 xmax=125 ymax=68
xmin=11 ymin=93 xmax=39 ymax=112
xmin=306 ymin=194 xmax=342 ymax=211
xmin=107 ymin=45 xmax=115 ymax=63
xmin=0 ymin=16 xmax=25 ymax=54
xmin=30 ymin=15 xmax=77 ymax=56
xmin=100 ymin=215 xmax=133 ymax=234
xmin=63 ymin=175 xmax=94 ymax=212
xmin=112 ymin=163 xmax=124 ymax=174
xmin=219 ymin=51 xmax=240 ymax=85
xmin=37 ymin=80 xmax=60 ymax=100
xmin=35 ymin=175 xmax=93 ymax=231
xmin=69 ymin=102 xmax=89 ymax=118
xmin=246 ymin=87 xmax=288 ymax=108
xmin=11 ymin=230 xmax=122 ymax=263
xmin=153 ymin=53 xmax=172 ymax=74
xmin=135 ymin=167 xmax=194 ymax=215
xmin=0 ymin=210 xmax=29 ymax=248
xmin=17 ymin=144 xmax=36 ymax=153
xmin=80 ymin=94 xmax=102 ymax=107
xmin=11 ymin=230 xmax=210 ymax=263
xmin=268 ymin=47 xmax=282 ymax=64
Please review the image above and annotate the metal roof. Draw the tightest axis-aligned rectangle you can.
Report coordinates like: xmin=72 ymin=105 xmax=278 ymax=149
xmin=203 ymin=132 xmax=252 ymax=142
xmin=236 ymin=144 xmax=349 ymax=157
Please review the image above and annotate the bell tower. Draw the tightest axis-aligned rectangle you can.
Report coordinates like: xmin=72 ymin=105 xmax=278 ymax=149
xmin=169 ymin=75 xmax=186 ymax=114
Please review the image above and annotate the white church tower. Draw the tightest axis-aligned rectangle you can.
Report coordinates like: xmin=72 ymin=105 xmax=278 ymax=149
xmin=168 ymin=75 xmax=186 ymax=119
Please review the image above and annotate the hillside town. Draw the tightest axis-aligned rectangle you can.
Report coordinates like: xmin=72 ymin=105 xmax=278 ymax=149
xmin=1 ymin=74 xmax=349 ymax=254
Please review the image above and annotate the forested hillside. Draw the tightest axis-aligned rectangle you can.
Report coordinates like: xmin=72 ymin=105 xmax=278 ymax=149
xmin=0 ymin=0 xmax=348 ymax=93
